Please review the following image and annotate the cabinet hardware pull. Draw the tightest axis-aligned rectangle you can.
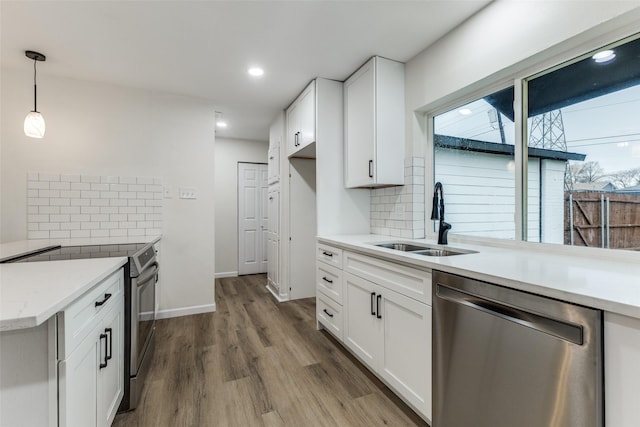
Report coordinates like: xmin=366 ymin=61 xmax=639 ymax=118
xmin=376 ymin=294 xmax=382 ymax=319
xmin=99 ymin=333 xmax=108 ymax=369
xmin=322 ymin=251 xmax=333 ymax=257
xmin=369 ymin=160 xmax=374 ymax=178
xmin=295 ymin=132 xmax=300 ymax=147
xmin=371 ymin=292 xmax=376 ymax=316
xmin=323 ymin=309 xmax=334 ymax=318
xmin=269 ymin=196 xmax=273 ymax=200
xmin=95 ymin=293 xmax=112 ymax=308
xmin=105 ymin=328 xmax=113 ymax=361
xmin=322 ymin=276 xmax=333 ymax=284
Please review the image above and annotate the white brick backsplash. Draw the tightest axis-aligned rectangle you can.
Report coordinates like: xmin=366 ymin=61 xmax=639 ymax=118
xmin=91 ymin=183 xmax=109 ymax=191
xmin=101 ymin=176 xmax=119 ymax=184
xmin=71 ymin=182 xmax=91 ymax=191
xmin=71 ymin=230 xmax=90 ymax=238
xmin=61 ymin=190 xmax=81 ymax=198
xmin=100 ymin=191 xmax=118 ymax=199
xmin=91 ymin=229 xmax=109 ymax=238
xmin=91 ymin=199 xmax=109 ymax=207
xmin=81 ymin=175 xmax=100 ymax=183
xmin=28 ymin=173 xmax=162 ymax=240
xmin=61 ymin=174 xmax=81 ymax=183
xmin=29 ymin=230 xmax=50 ymax=239
xmin=50 ymin=182 xmax=71 ymax=191
xmin=39 ymin=173 xmax=60 ymax=182
xmin=110 ymin=184 xmax=127 ymax=191
xmin=101 ymin=206 xmax=118 ymax=214
xmin=38 ymin=207 xmax=59 ymax=216
xmin=370 ymin=157 xmax=425 ymax=239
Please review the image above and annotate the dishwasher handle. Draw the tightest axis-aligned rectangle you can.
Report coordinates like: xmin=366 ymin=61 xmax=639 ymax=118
xmin=436 ymin=284 xmax=583 ymax=345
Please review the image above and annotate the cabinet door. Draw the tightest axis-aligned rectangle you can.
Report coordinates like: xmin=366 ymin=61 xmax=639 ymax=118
xmin=59 ymin=322 xmax=102 ymax=427
xmin=267 ymin=145 xmax=280 ymax=184
xmin=286 ymin=100 xmax=299 ymax=157
xmin=379 ymin=289 xmax=431 ymax=419
xmin=99 ymin=299 xmax=124 ymax=427
xmin=296 ymin=82 xmax=316 ymax=149
xmin=345 ymin=59 xmax=376 ymax=187
xmin=343 ymin=272 xmax=381 ymax=368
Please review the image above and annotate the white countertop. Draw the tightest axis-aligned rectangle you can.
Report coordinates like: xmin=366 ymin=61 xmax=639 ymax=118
xmin=0 ymin=235 xmax=161 ymax=262
xmin=318 ymin=234 xmax=640 ymax=319
xmin=0 ymin=257 xmax=127 ymax=331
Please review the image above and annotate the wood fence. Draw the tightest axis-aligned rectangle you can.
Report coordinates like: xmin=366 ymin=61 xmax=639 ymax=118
xmin=565 ymin=192 xmax=640 ymax=250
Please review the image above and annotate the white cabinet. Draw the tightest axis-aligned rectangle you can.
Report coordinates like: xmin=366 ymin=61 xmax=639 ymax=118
xmin=268 ymin=117 xmax=281 ymax=184
xmin=59 ymin=268 xmax=124 ymax=427
xmin=317 ymin=244 xmax=431 ymax=422
xmin=287 ymin=81 xmax=316 ymax=158
xmin=344 ymin=56 xmax=405 ymax=188
xmin=267 ymin=186 xmax=280 ymax=293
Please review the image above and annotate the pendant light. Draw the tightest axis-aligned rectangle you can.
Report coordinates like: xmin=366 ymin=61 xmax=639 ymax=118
xmin=24 ymin=50 xmax=46 ymax=139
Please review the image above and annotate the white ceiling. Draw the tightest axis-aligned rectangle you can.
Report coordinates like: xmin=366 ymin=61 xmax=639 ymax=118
xmin=1 ymin=1 xmax=490 ymax=141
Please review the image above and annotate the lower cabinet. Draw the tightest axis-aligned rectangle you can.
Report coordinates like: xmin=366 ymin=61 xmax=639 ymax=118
xmin=59 ymin=269 xmax=125 ymax=427
xmin=316 ymin=242 xmax=432 ymax=422
xmin=344 ymin=272 xmax=431 ymax=418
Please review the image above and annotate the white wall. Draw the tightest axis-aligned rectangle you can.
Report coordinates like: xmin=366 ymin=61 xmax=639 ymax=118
xmin=0 ymin=68 xmax=216 ymax=316
xmin=406 ymin=1 xmax=640 ymax=156
xmin=214 ymin=137 xmax=268 ymax=276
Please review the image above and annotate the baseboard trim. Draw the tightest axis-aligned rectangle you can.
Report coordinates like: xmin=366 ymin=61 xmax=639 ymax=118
xmin=215 ymin=271 xmax=238 ymax=279
xmin=266 ymin=283 xmax=289 ymax=302
xmin=156 ymin=303 xmax=216 ymax=320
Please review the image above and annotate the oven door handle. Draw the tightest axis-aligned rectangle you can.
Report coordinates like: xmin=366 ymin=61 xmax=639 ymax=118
xmin=136 ymin=262 xmax=159 ymax=287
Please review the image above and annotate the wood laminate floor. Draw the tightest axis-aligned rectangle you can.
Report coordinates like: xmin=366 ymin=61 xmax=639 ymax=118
xmin=113 ymin=274 xmax=429 ymax=427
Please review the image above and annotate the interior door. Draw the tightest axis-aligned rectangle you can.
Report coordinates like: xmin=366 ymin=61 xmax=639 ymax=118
xmin=238 ymin=162 xmax=268 ymax=275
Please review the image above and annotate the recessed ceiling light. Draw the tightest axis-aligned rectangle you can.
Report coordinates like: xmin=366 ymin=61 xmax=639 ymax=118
xmin=592 ymin=50 xmax=616 ymax=63
xmin=216 ymin=121 xmax=227 ymax=128
xmin=458 ymin=108 xmax=472 ymax=115
xmin=248 ymin=67 xmax=264 ymax=77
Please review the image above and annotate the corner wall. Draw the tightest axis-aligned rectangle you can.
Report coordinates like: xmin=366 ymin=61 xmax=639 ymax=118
xmin=0 ymin=68 xmax=216 ymax=316
xmin=213 ymin=137 xmax=268 ymax=277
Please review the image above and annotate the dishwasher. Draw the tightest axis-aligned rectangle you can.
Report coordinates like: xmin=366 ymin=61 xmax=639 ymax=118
xmin=433 ymin=270 xmax=603 ymax=427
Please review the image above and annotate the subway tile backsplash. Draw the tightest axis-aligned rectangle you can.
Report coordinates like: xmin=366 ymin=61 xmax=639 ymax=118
xmin=27 ymin=173 xmax=162 ymax=239
xmin=370 ymin=157 xmax=425 ymax=239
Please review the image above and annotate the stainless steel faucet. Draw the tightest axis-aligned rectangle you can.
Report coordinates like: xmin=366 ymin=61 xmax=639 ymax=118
xmin=431 ymin=182 xmax=451 ymax=245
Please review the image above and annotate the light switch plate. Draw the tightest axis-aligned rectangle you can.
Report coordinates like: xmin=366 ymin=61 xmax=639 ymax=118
xmin=179 ymin=187 xmax=197 ymax=199
xmin=163 ymin=186 xmax=174 ymax=199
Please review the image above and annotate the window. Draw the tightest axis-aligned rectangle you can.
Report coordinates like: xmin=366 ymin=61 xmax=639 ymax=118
xmin=526 ymin=35 xmax=640 ymax=250
xmin=431 ymin=34 xmax=640 ymax=251
xmin=433 ymin=86 xmax=516 ymax=239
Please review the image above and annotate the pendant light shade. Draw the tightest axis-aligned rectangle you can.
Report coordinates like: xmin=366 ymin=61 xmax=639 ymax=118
xmin=24 ymin=50 xmax=46 ymax=139
xmin=24 ymin=111 xmax=46 ymax=138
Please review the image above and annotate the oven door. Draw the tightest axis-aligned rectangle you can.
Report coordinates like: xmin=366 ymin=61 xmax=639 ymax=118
xmin=130 ymin=261 xmax=158 ymax=375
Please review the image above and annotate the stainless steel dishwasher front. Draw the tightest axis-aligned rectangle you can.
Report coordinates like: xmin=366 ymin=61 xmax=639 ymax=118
xmin=433 ymin=270 xmax=603 ymax=427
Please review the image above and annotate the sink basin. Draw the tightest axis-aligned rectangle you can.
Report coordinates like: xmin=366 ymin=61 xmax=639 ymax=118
xmin=375 ymin=243 xmax=430 ymax=252
xmin=372 ymin=242 xmax=477 ymax=257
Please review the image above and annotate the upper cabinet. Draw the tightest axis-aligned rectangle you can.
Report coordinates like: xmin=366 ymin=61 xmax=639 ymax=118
xmin=287 ymin=81 xmax=316 ymax=158
xmin=344 ymin=56 xmax=405 ymax=188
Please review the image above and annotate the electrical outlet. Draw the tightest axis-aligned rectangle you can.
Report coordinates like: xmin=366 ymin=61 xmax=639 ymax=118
xmin=179 ymin=187 xmax=197 ymax=199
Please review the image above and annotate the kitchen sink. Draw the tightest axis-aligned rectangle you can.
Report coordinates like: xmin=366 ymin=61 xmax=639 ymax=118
xmin=372 ymin=242 xmax=477 ymax=257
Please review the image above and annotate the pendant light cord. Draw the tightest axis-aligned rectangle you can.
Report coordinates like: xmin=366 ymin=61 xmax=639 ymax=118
xmin=33 ymin=59 xmax=38 ymax=112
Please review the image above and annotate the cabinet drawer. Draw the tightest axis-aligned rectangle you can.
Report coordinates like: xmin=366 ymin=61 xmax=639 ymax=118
xmin=317 ymin=243 xmax=343 ymax=268
xmin=316 ymin=262 xmax=343 ymax=304
xmin=344 ymin=251 xmax=431 ymax=305
xmin=317 ymin=293 xmax=343 ymax=342
xmin=58 ymin=268 xmax=124 ymax=358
